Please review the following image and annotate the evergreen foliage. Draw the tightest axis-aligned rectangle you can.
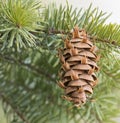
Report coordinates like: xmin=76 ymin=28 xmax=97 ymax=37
xmin=0 ymin=0 xmax=120 ymax=123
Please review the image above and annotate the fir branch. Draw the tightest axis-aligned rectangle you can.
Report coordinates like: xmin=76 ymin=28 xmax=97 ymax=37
xmin=0 ymin=93 xmax=30 ymax=123
xmin=0 ymin=2 xmax=120 ymax=123
xmin=0 ymin=53 xmax=55 ymax=82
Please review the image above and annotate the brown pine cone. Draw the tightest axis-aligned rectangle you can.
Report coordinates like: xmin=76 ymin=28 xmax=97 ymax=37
xmin=58 ymin=26 xmax=99 ymax=107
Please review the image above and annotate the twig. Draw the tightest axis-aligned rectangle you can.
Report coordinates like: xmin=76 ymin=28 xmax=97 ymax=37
xmin=91 ymin=37 xmax=120 ymax=48
xmin=39 ymin=29 xmax=69 ymax=35
xmin=39 ymin=29 xmax=120 ymax=48
xmin=0 ymin=93 xmax=30 ymax=123
xmin=0 ymin=53 xmax=55 ymax=82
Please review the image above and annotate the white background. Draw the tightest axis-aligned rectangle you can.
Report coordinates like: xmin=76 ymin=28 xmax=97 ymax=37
xmin=43 ymin=0 xmax=120 ymax=24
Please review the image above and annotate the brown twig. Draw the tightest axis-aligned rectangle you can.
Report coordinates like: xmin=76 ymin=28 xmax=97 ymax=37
xmin=40 ymin=29 xmax=120 ymax=48
xmin=0 ymin=93 xmax=30 ymax=123
xmin=90 ymin=37 xmax=120 ymax=48
xmin=39 ymin=29 xmax=69 ymax=35
xmin=0 ymin=53 xmax=55 ymax=82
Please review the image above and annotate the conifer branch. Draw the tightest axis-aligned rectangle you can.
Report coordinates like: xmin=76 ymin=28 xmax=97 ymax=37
xmin=0 ymin=93 xmax=30 ymax=123
xmin=0 ymin=1 xmax=120 ymax=122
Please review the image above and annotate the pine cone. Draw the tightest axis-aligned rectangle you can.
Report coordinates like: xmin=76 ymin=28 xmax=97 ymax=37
xmin=58 ymin=26 xmax=99 ymax=107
